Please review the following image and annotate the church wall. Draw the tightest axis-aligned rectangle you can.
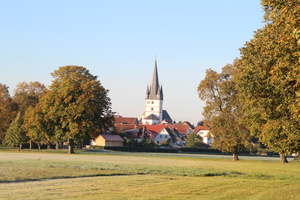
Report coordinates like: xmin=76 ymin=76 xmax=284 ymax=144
xmin=144 ymin=99 xmax=162 ymax=121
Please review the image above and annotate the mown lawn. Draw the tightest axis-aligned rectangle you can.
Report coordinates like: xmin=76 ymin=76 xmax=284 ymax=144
xmin=0 ymin=150 xmax=299 ymax=200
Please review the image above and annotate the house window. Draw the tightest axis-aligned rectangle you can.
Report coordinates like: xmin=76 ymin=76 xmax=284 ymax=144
xmin=165 ymin=135 xmax=168 ymax=139
xmin=160 ymin=135 xmax=162 ymax=138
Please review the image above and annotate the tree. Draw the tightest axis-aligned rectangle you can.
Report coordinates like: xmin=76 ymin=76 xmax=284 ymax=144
xmin=198 ymin=62 xmax=251 ymax=161
xmin=236 ymin=0 xmax=300 ymax=163
xmin=13 ymin=82 xmax=47 ymax=149
xmin=4 ymin=113 xmax=29 ymax=151
xmin=185 ymin=132 xmax=204 ymax=148
xmin=0 ymin=84 xmax=16 ymax=143
xmin=160 ymin=139 xmax=171 ymax=147
xmin=24 ymin=105 xmax=52 ymax=150
xmin=40 ymin=65 xmax=113 ymax=154
xmin=13 ymin=81 xmax=47 ymax=116
xmin=197 ymin=121 xmax=204 ymax=126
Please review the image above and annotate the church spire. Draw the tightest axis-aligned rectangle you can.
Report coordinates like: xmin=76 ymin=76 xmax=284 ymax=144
xmin=148 ymin=59 xmax=163 ymax=100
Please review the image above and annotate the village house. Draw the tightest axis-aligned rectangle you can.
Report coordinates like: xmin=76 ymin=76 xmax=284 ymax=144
xmin=194 ymin=126 xmax=212 ymax=145
xmin=91 ymin=134 xmax=124 ymax=147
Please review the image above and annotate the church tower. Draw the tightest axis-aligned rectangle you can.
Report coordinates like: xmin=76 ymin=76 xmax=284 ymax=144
xmin=142 ymin=60 xmax=165 ymax=125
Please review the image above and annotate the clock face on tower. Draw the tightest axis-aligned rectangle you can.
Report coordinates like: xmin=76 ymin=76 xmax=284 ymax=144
xmin=147 ymin=101 xmax=150 ymax=104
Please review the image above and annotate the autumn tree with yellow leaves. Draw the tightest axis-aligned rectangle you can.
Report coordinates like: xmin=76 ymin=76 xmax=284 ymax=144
xmin=236 ymin=0 xmax=300 ymax=163
xmin=37 ymin=66 xmax=113 ymax=154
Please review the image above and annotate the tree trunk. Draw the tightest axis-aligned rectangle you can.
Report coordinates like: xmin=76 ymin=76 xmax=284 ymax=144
xmin=232 ymin=150 xmax=239 ymax=161
xmin=56 ymin=142 xmax=59 ymax=150
xmin=19 ymin=144 xmax=22 ymax=152
xmin=280 ymin=153 xmax=288 ymax=163
xmin=68 ymin=139 xmax=75 ymax=154
xmin=29 ymin=140 xmax=32 ymax=150
xmin=47 ymin=142 xmax=51 ymax=150
xmin=38 ymin=142 xmax=41 ymax=150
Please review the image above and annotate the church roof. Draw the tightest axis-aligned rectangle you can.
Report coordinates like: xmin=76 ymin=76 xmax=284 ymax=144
xmin=144 ymin=114 xmax=160 ymax=120
xmin=146 ymin=60 xmax=163 ymax=100
xmin=162 ymin=110 xmax=172 ymax=123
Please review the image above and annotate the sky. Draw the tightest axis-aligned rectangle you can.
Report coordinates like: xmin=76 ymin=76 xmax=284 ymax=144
xmin=0 ymin=0 xmax=265 ymax=125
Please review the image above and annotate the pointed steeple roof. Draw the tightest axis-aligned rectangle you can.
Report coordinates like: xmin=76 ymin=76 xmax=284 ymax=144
xmin=160 ymin=85 xmax=164 ymax=100
xmin=145 ymin=85 xmax=150 ymax=98
xmin=147 ymin=59 xmax=163 ymax=100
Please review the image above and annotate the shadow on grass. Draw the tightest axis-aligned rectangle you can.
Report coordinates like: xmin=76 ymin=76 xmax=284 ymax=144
xmin=0 ymin=173 xmax=133 ymax=184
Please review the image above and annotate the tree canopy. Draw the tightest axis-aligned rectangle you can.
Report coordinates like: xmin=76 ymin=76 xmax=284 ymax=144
xmin=39 ymin=65 xmax=113 ymax=153
xmin=236 ymin=0 xmax=300 ymax=163
xmin=185 ymin=132 xmax=204 ymax=148
xmin=198 ymin=62 xmax=251 ymax=161
xmin=13 ymin=81 xmax=47 ymax=116
xmin=0 ymin=84 xmax=16 ymax=143
xmin=4 ymin=113 xmax=28 ymax=150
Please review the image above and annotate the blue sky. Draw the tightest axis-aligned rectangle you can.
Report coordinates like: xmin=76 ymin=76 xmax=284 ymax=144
xmin=1 ymin=0 xmax=264 ymax=125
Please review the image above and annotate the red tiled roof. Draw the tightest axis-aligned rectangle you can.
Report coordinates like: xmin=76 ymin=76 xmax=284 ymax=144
xmin=182 ymin=121 xmax=195 ymax=129
xmin=145 ymin=125 xmax=165 ymax=134
xmin=167 ymin=124 xmax=191 ymax=134
xmin=193 ymin=126 xmax=206 ymax=133
xmin=114 ymin=117 xmax=138 ymax=125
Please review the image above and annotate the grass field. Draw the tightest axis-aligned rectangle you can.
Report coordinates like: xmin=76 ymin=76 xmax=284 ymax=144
xmin=0 ymin=149 xmax=299 ymax=200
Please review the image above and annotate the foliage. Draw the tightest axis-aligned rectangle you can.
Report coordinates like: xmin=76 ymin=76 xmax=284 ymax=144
xmin=248 ymin=142 xmax=263 ymax=155
xmin=198 ymin=62 xmax=251 ymax=161
xmin=38 ymin=66 xmax=113 ymax=153
xmin=124 ymin=137 xmax=157 ymax=149
xmin=236 ymin=0 xmax=300 ymax=162
xmin=23 ymin=105 xmax=52 ymax=149
xmin=186 ymin=132 xmax=204 ymax=148
xmin=4 ymin=113 xmax=29 ymax=150
xmin=160 ymin=139 xmax=171 ymax=147
xmin=0 ymin=84 xmax=16 ymax=143
xmin=197 ymin=121 xmax=204 ymax=126
xmin=13 ymin=81 xmax=47 ymax=116
xmin=12 ymin=82 xmax=47 ymax=149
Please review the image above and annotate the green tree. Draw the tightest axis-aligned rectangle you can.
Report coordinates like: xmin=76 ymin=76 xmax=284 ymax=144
xmin=13 ymin=82 xmax=47 ymax=149
xmin=24 ymin=105 xmax=52 ymax=150
xmin=40 ymin=65 xmax=113 ymax=154
xmin=0 ymin=84 xmax=16 ymax=143
xmin=197 ymin=121 xmax=204 ymax=126
xmin=185 ymin=132 xmax=204 ymax=148
xmin=236 ymin=0 xmax=300 ymax=163
xmin=198 ymin=62 xmax=251 ymax=161
xmin=160 ymin=139 xmax=171 ymax=147
xmin=5 ymin=113 xmax=29 ymax=151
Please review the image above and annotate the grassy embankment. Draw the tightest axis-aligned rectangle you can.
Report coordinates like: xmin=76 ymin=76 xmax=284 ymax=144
xmin=0 ymin=149 xmax=299 ymax=200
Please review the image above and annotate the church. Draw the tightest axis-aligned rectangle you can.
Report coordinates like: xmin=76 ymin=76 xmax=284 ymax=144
xmin=141 ymin=60 xmax=173 ymax=125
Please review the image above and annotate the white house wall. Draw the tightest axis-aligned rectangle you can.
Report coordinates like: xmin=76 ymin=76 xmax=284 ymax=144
xmin=154 ymin=129 xmax=170 ymax=144
xmin=197 ymin=130 xmax=212 ymax=144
